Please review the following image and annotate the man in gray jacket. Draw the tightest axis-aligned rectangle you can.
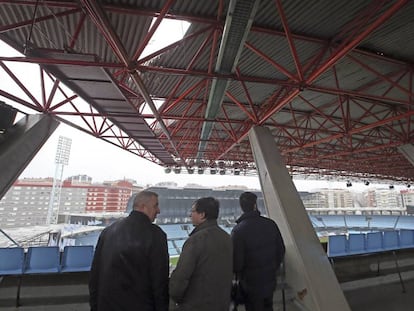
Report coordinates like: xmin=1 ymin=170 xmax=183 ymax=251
xmin=170 ymin=197 xmax=233 ymax=311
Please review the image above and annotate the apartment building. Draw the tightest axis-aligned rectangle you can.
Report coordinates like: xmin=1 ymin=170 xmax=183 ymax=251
xmin=0 ymin=176 xmax=133 ymax=228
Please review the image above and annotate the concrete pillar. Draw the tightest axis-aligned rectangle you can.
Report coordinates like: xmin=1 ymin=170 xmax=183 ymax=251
xmin=0 ymin=114 xmax=59 ymax=199
xmin=248 ymin=126 xmax=351 ymax=311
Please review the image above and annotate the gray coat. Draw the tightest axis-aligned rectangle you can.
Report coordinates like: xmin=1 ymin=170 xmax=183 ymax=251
xmin=169 ymin=220 xmax=233 ymax=311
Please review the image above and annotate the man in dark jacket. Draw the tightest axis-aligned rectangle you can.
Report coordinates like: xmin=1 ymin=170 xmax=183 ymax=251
xmin=169 ymin=197 xmax=233 ymax=311
xmin=231 ymin=192 xmax=285 ymax=311
xmin=89 ymin=190 xmax=169 ymax=311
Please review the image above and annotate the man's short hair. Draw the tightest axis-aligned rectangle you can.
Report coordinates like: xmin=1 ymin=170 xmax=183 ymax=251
xmin=193 ymin=197 xmax=219 ymax=220
xmin=133 ymin=190 xmax=158 ymax=210
xmin=239 ymin=191 xmax=257 ymax=213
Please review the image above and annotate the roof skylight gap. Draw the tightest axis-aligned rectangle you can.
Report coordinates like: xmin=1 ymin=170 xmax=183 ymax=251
xmin=139 ymin=18 xmax=190 ymax=125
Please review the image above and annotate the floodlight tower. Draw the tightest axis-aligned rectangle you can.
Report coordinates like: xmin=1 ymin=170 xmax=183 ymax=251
xmin=46 ymin=136 xmax=72 ymax=224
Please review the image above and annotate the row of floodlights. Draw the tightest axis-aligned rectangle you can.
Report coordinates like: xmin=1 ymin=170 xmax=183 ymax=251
xmin=164 ymin=166 xmax=242 ymax=175
xmin=346 ymin=181 xmax=411 ymax=189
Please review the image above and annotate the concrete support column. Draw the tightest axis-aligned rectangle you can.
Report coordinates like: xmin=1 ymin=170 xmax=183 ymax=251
xmin=248 ymin=126 xmax=351 ymax=311
xmin=0 ymin=114 xmax=59 ymax=199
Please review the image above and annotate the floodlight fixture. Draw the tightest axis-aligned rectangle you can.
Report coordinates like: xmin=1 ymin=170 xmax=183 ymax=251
xmin=219 ymin=169 xmax=226 ymax=175
xmin=389 ymin=185 xmax=394 ymax=189
xmin=346 ymin=181 xmax=352 ymax=187
xmin=407 ymin=184 xmax=411 ymax=188
xmin=197 ymin=167 xmax=204 ymax=174
xmin=210 ymin=168 xmax=217 ymax=175
xmin=174 ymin=166 xmax=181 ymax=174
xmin=164 ymin=167 xmax=171 ymax=174
xmin=187 ymin=167 xmax=194 ymax=174
xmin=364 ymin=181 xmax=370 ymax=186
xmin=55 ymin=136 xmax=72 ymax=165
xmin=234 ymin=169 xmax=240 ymax=176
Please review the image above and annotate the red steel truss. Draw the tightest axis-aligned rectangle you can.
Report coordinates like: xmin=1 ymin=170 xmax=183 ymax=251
xmin=0 ymin=0 xmax=413 ymax=182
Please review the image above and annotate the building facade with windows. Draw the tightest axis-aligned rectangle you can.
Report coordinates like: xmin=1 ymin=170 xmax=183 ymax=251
xmin=0 ymin=177 xmax=133 ymax=228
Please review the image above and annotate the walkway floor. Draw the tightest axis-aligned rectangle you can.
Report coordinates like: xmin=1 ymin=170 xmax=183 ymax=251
xmin=1 ymin=272 xmax=414 ymax=310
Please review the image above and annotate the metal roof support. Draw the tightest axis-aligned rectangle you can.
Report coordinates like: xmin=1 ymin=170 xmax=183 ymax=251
xmin=79 ymin=0 xmax=181 ymax=163
xmin=249 ymin=126 xmax=352 ymax=311
xmin=197 ymin=0 xmax=261 ymax=160
xmin=0 ymin=114 xmax=59 ymax=200
xmin=218 ymin=0 xmax=408 ymax=160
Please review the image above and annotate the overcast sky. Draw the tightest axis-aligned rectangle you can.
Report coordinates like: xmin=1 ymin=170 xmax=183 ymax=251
xmin=0 ymin=22 xmax=405 ymax=193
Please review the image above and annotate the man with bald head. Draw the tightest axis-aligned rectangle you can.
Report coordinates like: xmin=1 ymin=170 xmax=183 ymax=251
xmin=89 ymin=190 xmax=169 ymax=311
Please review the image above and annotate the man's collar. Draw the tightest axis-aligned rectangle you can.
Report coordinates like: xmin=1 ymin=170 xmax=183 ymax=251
xmin=190 ymin=219 xmax=218 ymax=235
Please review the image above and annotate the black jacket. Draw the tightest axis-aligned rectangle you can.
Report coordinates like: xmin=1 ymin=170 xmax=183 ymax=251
xmin=231 ymin=210 xmax=285 ymax=298
xmin=89 ymin=211 xmax=169 ymax=311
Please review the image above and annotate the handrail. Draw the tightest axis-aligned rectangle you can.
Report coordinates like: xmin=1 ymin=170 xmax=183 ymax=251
xmin=0 ymin=228 xmax=20 ymax=247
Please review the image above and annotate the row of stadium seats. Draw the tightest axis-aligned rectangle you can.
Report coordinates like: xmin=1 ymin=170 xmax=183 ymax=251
xmin=0 ymin=245 xmax=94 ymax=307
xmin=160 ymin=224 xmax=190 ymax=239
xmin=310 ymin=215 xmax=414 ymax=230
xmin=327 ymin=229 xmax=414 ymax=258
xmin=0 ymin=245 xmax=94 ymax=275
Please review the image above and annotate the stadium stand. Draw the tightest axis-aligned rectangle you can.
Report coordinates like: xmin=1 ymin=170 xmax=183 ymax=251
xmin=219 ymin=225 xmax=233 ymax=234
xmin=308 ymin=215 xmax=325 ymax=228
xmin=168 ymin=241 xmax=179 ymax=256
xmin=328 ymin=230 xmax=414 ymax=258
xmin=321 ymin=215 xmax=346 ymax=228
xmin=368 ymin=215 xmax=399 ymax=230
xmin=344 ymin=215 xmax=368 ymax=229
xmin=395 ymin=217 xmax=414 ymax=230
xmin=174 ymin=239 xmax=185 ymax=249
xmin=328 ymin=230 xmax=413 ymax=293
xmin=159 ymin=224 xmax=188 ymax=239
xmin=1 ymin=217 xmax=414 ymax=310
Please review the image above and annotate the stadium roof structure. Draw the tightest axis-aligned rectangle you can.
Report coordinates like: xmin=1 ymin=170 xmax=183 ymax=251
xmin=0 ymin=0 xmax=414 ymax=183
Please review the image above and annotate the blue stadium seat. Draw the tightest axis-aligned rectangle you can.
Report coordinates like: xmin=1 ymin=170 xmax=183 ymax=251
xmin=308 ymin=215 xmax=324 ymax=228
xmin=395 ymin=216 xmax=414 ymax=230
xmin=327 ymin=235 xmax=348 ymax=257
xmin=61 ymin=245 xmax=94 ymax=272
xmin=366 ymin=232 xmax=383 ymax=253
xmin=323 ymin=215 xmax=346 ymax=228
xmin=24 ymin=246 xmax=60 ymax=274
xmin=345 ymin=215 xmax=368 ymax=228
xmin=160 ymin=224 xmax=189 ymax=239
xmin=399 ymin=229 xmax=414 ymax=249
xmin=348 ymin=233 xmax=366 ymax=255
xmin=168 ymin=241 xmax=179 ymax=256
xmin=0 ymin=247 xmax=24 ymax=275
xmin=383 ymin=231 xmax=399 ymax=251
xmin=175 ymin=239 xmax=185 ymax=249
xmin=369 ymin=216 xmax=398 ymax=230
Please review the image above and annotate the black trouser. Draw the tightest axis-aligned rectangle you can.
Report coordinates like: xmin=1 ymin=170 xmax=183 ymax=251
xmin=244 ymin=296 xmax=273 ymax=311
